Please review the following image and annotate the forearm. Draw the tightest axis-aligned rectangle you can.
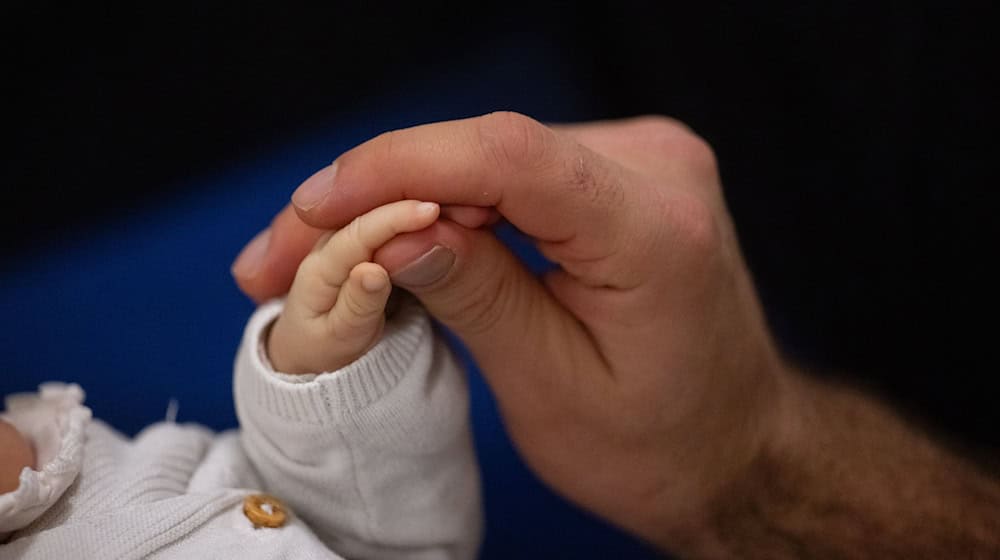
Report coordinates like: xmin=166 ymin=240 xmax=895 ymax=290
xmin=700 ymin=367 xmax=1000 ymax=558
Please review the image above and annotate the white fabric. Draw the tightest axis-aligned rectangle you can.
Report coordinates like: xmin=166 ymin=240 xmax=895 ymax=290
xmin=0 ymin=383 xmax=91 ymax=537
xmin=0 ymin=300 xmax=482 ymax=559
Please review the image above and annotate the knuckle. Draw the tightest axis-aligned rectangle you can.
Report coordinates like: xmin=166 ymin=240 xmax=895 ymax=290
xmin=343 ymin=286 xmax=377 ymax=318
xmin=632 ymin=114 xmax=691 ymax=136
xmin=475 ymin=111 xmax=554 ymax=171
xmin=562 ymin=149 xmax=624 ymax=209
xmin=297 ymin=252 xmax=325 ymax=279
xmin=663 ymin=192 xmax=723 ymax=259
xmin=369 ymin=128 xmax=399 ymax=170
xmin=443 ymin=268 xmax=515 ymax=338
xmin=635 ymin=115 xmax=719 ymax=175
xmin=677 ymin=131 xmax=718 ymax=176
xmin=346 ymin=214 xmax=366 ymax=245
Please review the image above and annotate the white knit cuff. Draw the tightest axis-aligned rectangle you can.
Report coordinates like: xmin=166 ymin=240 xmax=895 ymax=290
xmin=235 ymin=298 xmax=432 ymax=425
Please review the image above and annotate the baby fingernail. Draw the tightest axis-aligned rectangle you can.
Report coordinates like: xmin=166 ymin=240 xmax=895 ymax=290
xmin=390 ymin=245 xmax=455 ymax=287
xmin=361 ymin=270 xmax=389 ymax=292
xmin=416 ymin=202 xmax=439 ymax=216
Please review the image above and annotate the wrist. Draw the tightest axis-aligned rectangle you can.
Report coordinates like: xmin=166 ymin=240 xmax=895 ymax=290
xmin=265 ymin=314 xmax=314 ymax=374
xmin=692 ymin=363 xmax=1000 ymax=558
xmin=671 ymin=355 xmax=805 ymax=556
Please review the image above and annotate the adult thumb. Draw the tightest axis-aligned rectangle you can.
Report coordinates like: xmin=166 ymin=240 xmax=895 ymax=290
xmin=373 ymin=219 xmax=603 ymax=411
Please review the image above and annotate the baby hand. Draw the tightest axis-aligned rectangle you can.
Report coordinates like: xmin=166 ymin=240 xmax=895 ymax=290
xmin=266 ymin=200 xmax=440 ymax=374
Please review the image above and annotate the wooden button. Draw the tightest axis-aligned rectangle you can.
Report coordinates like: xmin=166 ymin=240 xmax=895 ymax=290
xmin=243 ymin=493 xmax=288 ymax=528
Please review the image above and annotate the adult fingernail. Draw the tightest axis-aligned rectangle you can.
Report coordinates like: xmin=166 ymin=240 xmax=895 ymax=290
xmin=391 ymin=245 xmax=455 ymax=287
xmin=231 ymin=227 xmax=271 ymax=279
xmin=291 ymin=162 xmax=338 ymax=211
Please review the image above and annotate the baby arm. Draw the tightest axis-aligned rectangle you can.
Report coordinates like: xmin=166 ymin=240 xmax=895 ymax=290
xmin=234 ymin=200 xmax=482 ymax=560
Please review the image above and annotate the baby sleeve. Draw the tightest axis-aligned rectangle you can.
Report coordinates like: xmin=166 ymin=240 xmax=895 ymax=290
xmin=233 ymin=298 xmax=482 ymax=560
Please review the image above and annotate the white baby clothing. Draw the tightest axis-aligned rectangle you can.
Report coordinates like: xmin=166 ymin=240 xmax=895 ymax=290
xmin=0 ymin=299 xmax=482 ymax=559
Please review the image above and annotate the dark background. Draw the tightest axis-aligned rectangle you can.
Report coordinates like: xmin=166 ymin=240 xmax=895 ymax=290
xmin=2 ymin=2 xmax=997 ymax=557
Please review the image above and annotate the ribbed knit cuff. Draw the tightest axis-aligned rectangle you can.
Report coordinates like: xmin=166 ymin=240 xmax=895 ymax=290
xmin=234 ymin=298 xmax=432 ymax=425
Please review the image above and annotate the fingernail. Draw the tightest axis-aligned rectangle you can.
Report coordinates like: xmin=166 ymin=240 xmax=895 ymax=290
xmin=391 ymin=245 xmax=455 ymax=287
xmin=361 ymin=270 xmax=389 ymax=292
xmin=291 ymin=162 xmax=338 ymax=211
xmin=231 ymin=227 xmax=271 ymax=279
xmin=416 ymin=202 xmax=439 ymax=216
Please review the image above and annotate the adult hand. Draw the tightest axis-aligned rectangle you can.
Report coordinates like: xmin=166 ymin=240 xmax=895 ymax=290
xmin=232 ymin=112 xmax=786 ymax=552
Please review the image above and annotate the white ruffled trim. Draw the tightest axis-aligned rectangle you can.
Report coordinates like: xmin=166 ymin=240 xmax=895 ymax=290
xmin=0 ymin=383 xmax=92 ymax=535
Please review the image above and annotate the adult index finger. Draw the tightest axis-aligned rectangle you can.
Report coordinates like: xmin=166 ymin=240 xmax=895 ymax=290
xmin=290 ymin=112 xmax=642 ymax=270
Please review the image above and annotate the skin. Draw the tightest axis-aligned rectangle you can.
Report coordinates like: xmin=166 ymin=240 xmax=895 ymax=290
xmin=267 ymin=200 xmax=442 ymax=374
xmin=0 ymin=419 xmax=34 ymax=495
xmin=232 ymin=112 xmax=1000 ymax=557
